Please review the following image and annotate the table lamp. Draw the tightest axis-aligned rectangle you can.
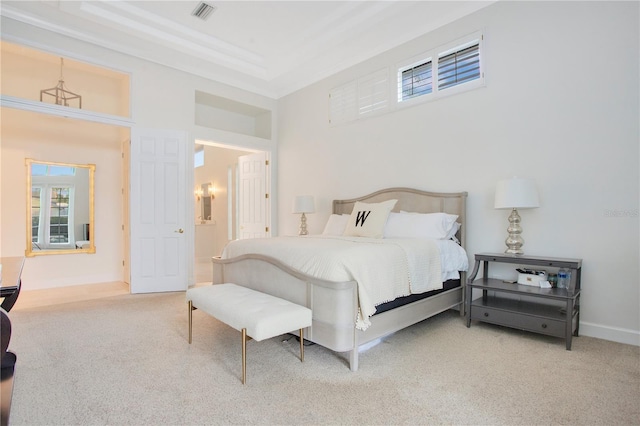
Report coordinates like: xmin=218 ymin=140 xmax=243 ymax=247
xmin=292 ymin=195 xmax=315 ymax=236
xmin=494 ymin=177 xmax=539 ymax=254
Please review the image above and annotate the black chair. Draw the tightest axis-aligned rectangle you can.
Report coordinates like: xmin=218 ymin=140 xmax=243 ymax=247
xmin=0 ymin=309 xmax=14 ymax=369
xmin=1 ymin=305 xmax=17 ymax=426
xmin=0 ymin=277 xmax=21 ymax=313
xmin=0 ymin=259 xmax=23 ymax=426
xmin=0 ymin=277 xmax=20 ymax=368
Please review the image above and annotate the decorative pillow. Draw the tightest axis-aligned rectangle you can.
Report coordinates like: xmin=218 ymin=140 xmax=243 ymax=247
xmin=322 ymin=214 xmax=350 ymax=236
xmin=343 ymin=199 xmax=397 ymax=238
xmin=383 ymin=211 xmax=459 ymax=240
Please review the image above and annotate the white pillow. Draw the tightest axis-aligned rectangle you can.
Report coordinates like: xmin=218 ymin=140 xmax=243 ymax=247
xmin=402 ymin=211 xmax=459 ymax=239
xmin=383 ymin=211 xmax=459 ymax=240
xmin=343 ymin=199 xmax=397 ymax=238
xmin=322 ymin=214 xmax=350 ymax=236
xmin=446 ymin=221 xmax=461 ymax=241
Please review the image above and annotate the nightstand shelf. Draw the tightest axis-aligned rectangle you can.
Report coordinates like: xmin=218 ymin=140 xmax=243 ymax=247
xmin=466 ymin=253 xmax=582 ymax=349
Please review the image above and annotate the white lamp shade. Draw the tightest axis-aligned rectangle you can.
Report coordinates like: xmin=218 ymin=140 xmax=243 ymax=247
xmin=494 ymin=178 xmax=540 ymax=209
xmin=292 ymin=195 xmax=315 ymax=214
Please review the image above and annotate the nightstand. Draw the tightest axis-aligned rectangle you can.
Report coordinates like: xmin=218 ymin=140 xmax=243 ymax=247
xmin=466 ymin=253 xmax=582 ymax=350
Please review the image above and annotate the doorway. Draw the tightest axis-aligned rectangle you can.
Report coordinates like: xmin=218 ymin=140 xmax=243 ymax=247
xmin=193 ymin=141 xmax=270 ymax=283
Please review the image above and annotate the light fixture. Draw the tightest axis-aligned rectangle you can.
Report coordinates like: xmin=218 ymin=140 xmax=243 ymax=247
xmin=40 ymin=58 xmax=82 ymax=109
xmin=207 ymin=184 xmax=215 ymax=200
xmin=195 ymin=186 xmax=204 ymax=201
xmin=292 ymin=195 xmax=315 ymax=236
xmin=494 ymin=177 xmax=540 ymax=255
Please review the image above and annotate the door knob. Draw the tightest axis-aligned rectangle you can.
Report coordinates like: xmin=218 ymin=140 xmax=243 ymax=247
xmin=175 ymin=228 xmax=184 ymax=233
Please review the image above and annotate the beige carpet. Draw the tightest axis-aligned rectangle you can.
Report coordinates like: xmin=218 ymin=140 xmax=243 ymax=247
xmin=6 ymin=291 xmax=640 ymax=425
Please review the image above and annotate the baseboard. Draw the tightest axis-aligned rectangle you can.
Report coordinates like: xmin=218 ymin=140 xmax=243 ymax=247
xmin=24 ymin=274 xmax=123 ymax=290
xmin=14 ymin=281 xmax=129 ymax=310
xmin=580 ymin=321 xmax=640 ymax=347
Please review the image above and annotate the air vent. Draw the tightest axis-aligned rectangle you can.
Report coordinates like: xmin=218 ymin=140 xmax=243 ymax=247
xmin=192 ymin=2 xmax=216 ymax=20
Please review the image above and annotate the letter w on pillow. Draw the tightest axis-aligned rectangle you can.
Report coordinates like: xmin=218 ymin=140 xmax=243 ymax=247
xmin=355 ymin=211 xmax=371 ymax=227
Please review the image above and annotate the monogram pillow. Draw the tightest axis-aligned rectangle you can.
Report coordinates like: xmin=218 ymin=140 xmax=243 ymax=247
xmin=343 ymin=199 xmax=397 ymax=238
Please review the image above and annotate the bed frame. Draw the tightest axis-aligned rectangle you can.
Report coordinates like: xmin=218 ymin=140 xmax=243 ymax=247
xmin=211 ymin=187 xmax=468 ymax=371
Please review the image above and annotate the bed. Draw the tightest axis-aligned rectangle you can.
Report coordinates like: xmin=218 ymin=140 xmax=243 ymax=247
xmin=211 ymin=187 xmax=468 ymax=371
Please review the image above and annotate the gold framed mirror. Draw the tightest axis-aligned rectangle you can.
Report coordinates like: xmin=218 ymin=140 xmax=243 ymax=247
xmin=25 ymin=159 xmax=95 ymax=257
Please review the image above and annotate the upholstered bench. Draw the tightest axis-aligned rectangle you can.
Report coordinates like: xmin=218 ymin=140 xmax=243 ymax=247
xmin=186 ymin=283 xmax=312 ymax=384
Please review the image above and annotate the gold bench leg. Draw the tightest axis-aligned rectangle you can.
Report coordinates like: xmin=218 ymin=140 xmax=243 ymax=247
xmin=241 ymin=328 xmax=247 ymax=385
xmin=300 ymin=328 xmax=304 ymax=362
xmin=188 ymin=300 xmax=193 ymax=344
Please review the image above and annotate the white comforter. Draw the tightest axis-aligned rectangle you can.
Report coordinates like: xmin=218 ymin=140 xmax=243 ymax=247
xmin=221 ymin=235 xmax=468 ymax=330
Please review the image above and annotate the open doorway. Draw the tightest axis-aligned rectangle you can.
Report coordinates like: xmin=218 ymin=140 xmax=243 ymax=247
xmin=193 ymin=141 xmax=270 ymax=283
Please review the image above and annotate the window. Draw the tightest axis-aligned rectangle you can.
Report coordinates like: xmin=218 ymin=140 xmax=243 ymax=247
xmin=329 ymin=81 xmax=357 ymax=125
xmin=400 ymin=60 xmax=433 ymax=101
xmin=329 ymin=68 xmax=389 ymax=125
xmin=31 ymin=187 xmax=42 ymax=244
xmin=397 ymin=32 xmax=483 ymax=105
xmin=194 ymin=146 xmax=204 ymax=168
xmin=438 ymin=42 xmax=480 ymax=91
xmin=358 ymin=68 xmax=389 ymax=116
xmin=48 ymin=187 xmax=70 ymax=243
xmin=31 ymin=185 xmax=75 ymax=249
xmin=329 ymin=32 xmax=484 ymax=124
xmin=31 ymin=163 xmax=75 ymax=176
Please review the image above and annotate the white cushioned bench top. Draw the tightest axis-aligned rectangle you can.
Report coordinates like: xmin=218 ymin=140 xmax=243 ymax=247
xmin=186 ymin=283 xmax=312 ymax=342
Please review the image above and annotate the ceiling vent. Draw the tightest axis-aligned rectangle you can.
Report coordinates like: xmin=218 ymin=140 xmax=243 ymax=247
xmin=192 ymin=2 xmax=216 ymax=20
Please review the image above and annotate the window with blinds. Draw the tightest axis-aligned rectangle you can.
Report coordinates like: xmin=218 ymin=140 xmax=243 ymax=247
xmin=397 ymin=32 xmax=483 ymax=105
xmin=400 ymin=60 xmax=432 ymax=101
xmin=330 ymin=32 xmax=483 ymax=124
xmin=438 ymin=42 xmax=480 ymax=91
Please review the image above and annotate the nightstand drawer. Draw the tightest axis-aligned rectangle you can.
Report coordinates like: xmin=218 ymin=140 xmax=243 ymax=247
xmin=470 ymin=305 xmax=566 ymax=337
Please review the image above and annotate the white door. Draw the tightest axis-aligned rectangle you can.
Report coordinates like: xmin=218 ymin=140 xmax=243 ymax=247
xmin=121 ymin=138 xmax=131 ymax=285
xmin=130 ymin=128 xmax=188 ymax=293
xmin=238 ymin=152 xmax=270 ymax=239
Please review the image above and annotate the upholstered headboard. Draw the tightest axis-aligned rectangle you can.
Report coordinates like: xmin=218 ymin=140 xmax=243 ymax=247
xmin=332 ymin=187 xmax=468 ymax=249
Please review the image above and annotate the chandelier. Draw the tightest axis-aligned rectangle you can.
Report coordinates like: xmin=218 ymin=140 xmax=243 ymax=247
xmin=40 ymin=58 xmax=82 ymax=109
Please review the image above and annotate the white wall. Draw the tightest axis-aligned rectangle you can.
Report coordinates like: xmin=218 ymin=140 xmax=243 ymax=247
xmin=277 ymin=1 xmax=640 ymax=345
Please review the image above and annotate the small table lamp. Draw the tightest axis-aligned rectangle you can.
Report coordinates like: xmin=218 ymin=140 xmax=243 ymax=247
xmin=292 ymin=195 xmax=315 ymax=236
xmin=494 ymin=177 xmax=540 ymax=254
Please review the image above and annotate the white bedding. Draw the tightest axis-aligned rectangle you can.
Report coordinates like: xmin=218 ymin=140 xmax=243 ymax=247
xmin=221 ymin=235 xmax=468 ymax=330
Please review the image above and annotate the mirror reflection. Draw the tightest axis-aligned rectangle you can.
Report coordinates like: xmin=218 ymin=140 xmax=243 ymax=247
xmin=196 ymin=182 xmax=214 ymax=224
xmin=26 ymin=159 xmax=95 ymax=257
xmin=201 ymin=183 xmax=212 ymax=222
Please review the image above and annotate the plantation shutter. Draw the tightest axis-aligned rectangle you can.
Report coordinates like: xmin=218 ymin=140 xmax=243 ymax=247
xmin=329 ymin=81 xmax=357 ymax=125
xmin=438 ymin=42 xmax=480 ymax=91
xmin=358 ymin=68 xmax=389 ymax=116
xmin=400 ymin=60 xmax=432 ymax=101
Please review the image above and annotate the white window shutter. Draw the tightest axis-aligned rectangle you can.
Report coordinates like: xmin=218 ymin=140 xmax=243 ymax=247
xmin=358 ymin=68 xmax=389 ymax=116
xmin=329 ymin=81 xmax=357 ymax=125
xmin=438 ymin=42 xmax=481 ymax=91
xmin=399 ymin=60 xmax=433 ymax=102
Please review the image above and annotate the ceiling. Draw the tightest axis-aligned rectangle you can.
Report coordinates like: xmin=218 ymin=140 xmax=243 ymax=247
xmin=0 ymin=1 xmax=495 ymax=99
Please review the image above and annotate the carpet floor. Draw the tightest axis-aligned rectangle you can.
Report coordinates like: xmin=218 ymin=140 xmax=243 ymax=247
xmin=6 ymin=291 xmax=640 ymax=425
